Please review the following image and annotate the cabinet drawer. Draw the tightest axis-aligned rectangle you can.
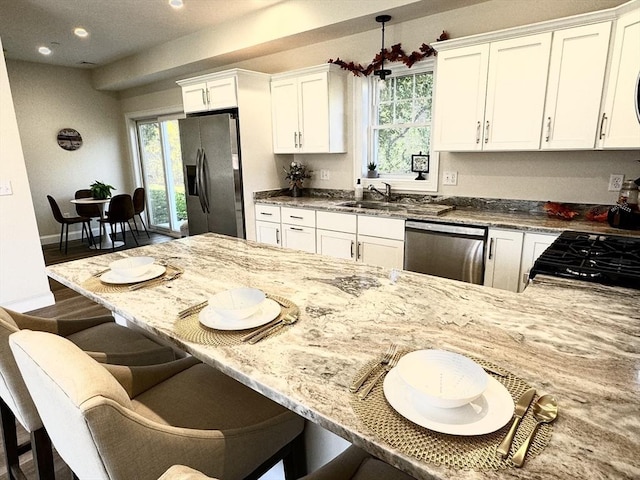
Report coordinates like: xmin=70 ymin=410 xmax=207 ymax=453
xmin=357 ymin=215 xmax=404 ymax=241
xmin=255 ymin=205 xmax=281 ymax=222
xmin=281 ymin=207 xmax=316 ymax=227
xmin=316 ymin=211 xmax=356 ymax=233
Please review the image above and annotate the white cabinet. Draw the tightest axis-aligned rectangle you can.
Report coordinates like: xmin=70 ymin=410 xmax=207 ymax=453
xmin=542 ymin=23 xmax=612 ymax=150
xmin=255 ymin=205 xmax=281 ymax=247
xmin=271 ymin=65 xmax=346 ymax=153
xmin=434 ymin=33 xmax=551 ymax=151
xmin=281 ymin=207 xmax=316 ymax=253
xmin=484 ymin=228 xmax=524 ymax=292
xmin=316 ymin=211 xmax=357 ymax=260
xmin=518 ymin=232 xmax=559 ymax=292
xmin=599 ymin=8 xmax=640 ymax=149
xmin=178 ymin=75 xmax=237 ymax=114
xmin=356 ymin=216 xmax=405 ymax=270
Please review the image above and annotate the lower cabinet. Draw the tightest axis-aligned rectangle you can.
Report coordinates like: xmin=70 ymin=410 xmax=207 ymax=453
xmin=316 ymin=211 xmax=357 ymax=260
xmin=280 ymin=206 xmax=316 ymax=253
xmin=357 ymin=235 xmax=405 ymax=269
xmin=484 ymin=228 xmax=524 ymax=292
xmin=255 ymin=204 xmax=281 ymax=247
xmin=518 ymin=231 xmax=559 ymax=292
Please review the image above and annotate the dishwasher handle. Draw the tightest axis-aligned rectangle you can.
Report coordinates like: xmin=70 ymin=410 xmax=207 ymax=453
xmin=405 ymin=221 xmax=486 ymax=238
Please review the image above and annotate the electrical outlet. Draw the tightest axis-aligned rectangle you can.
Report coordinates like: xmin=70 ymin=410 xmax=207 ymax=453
xmin=608 ymin=174 xmax=624 ymax=192
xmin=443 ymin=171 xmax=458 ymax=186
xmin=320 ymin=169 xmax=330 ymax=181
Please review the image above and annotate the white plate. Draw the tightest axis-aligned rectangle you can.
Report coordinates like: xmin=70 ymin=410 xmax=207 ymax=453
xmin=383 ymin=367 xmax=514 ymax=436
xmin=100 ymin=264 xmax=166 ymax=284
xmin=199 ymin=298 xmax=280 ymax=330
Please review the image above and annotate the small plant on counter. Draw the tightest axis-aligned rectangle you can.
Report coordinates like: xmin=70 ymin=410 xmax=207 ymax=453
xmin=367 ymin=161 xmax=378 ymax=178
xmin=89 ymin=181 xmax=115 ymax=200
xmin=283 ymin=162 xmax=312 ymax=190
xmin=367 ymin=161 xmax=377 ymax=171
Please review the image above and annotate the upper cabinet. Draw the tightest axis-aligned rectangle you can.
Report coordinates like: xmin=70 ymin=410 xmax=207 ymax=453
xmin=599 ymin=8 xmax=640 ymax=149
xmin=433 ymin=0 xmax=639 ymax=152
xmin=271 ymin=64 xmax=347 ymax=154
xmin=178 ymin=74 xmax=237 ymax=114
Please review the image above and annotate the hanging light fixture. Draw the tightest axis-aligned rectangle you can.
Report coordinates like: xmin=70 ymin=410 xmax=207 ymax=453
xmin=373 ymin=15 xmax=392 ymax=84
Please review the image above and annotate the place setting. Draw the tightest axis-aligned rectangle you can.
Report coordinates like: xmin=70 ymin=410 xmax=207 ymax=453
xmin=350 ymin=345 xmax=557 ymax=470
xmin=173 ymin=287 xmax=300 ymax=347
xmin=83 ymin=256 xmax=184 ymax=293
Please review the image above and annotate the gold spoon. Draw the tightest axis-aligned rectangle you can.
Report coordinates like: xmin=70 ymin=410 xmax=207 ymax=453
xmin=512 ymin=394 xmax=558 ymax=467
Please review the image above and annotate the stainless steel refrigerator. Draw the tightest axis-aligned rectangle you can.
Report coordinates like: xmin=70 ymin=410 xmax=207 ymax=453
xmin=179 ymin=110 xmax=245 ymax=238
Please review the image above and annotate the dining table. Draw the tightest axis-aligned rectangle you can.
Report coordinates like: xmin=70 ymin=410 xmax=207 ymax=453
xmin=45 ymin=233 xmax=640 ymax=480
xmin=70 ymin=197 xmax=124 ymax=250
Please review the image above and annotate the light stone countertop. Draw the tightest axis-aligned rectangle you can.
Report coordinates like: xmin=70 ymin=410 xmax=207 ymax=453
xmin=46 ymin=234 xmax=640 ymax=480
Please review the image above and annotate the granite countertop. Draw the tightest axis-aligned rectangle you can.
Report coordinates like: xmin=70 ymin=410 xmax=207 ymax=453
xmin=255 ymin=194 xmax=640 ymax=237
xmin=46 ymin=233 xmax=640 ymax=480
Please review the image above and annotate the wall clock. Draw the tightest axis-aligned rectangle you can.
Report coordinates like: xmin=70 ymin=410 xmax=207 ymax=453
xmin=57 ymin=128 xmax=83 ymax=151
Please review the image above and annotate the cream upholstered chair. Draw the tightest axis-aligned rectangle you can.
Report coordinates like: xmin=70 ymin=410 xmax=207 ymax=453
xmin=299 ymin=445 xmax=416 ymax=480
xmin=9 ymin=329 xmax=306 ymax=480
xmin=0 ymin=307 xmax=176 ymax=480
xmin=158 ymin=465 xmax=218 ymax=479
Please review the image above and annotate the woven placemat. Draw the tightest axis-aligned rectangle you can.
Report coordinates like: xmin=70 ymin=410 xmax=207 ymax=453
xmin=82 ymin=265 xmax=183 ymax=293
xmin=351 ymin=351 xmax=553 ymax=471
xmin=172 ymin=295 xmax=299 ymax=347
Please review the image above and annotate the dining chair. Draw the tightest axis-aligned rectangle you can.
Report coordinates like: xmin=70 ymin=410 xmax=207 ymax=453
xmin=74 ymin=189 xmax=102 ymax=244
xmin=132 ymin=187 xmax=150 ymax=238
xmin=9 ymin=329 xmax=306 ymax=480
xmin=98 ymin=193 xmax=139 ymax=251
xmin=0 ymin=307 xmax=176 ymax=480
xmin=299 ymin=445 xmax=416 ymax=480
xmin=158 ymin=465 xmax=218 ymax=479
xmin=46 ymin=195 xmax=93 ymax=253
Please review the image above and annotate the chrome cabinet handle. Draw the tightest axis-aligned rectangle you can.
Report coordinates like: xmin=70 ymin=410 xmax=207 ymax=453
xmin=260 ymin=212 xmax=273 ymax=216
xmin=205 ymin=89 xmax=210 ymax=105
xmin=484 ymin=121 xmax=490 ymax=144
xmin=488 ymin=238 xmax=494 ymax=260
xmin=294 ymin=132 xmax=298 ymax=148
xmin=545 ymin=117 xmax=552 ymax=142
xmin=476 ymin=121 xmax=481 ymax=144
xmin=298 ymin=131 xmax=303 ymax=148
xmin=357 ymin=242 xmax=362 ymax=260
xmin=599 ymin=113 xmax=607 ymax=139
xmin=276 ymin=229 xmax=280 ymax=245
xmin=290 ymin=227 xmax=303 ymax=231
xmin=201 ymin=89 xmax=206 ymax=106
xmin=289 ymin=215 xmax=303 ymax=220
xmin=350 ymin=240 xmax=355 ymax=259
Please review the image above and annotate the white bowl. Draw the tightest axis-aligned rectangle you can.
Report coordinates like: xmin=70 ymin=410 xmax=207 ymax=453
xmin=109 ymin=256 xmax=155 ymax=278
xmin=208 ymin=288 xmax=266 ymax=320
xmin=395 ymin=349 xmax=488 ymax=409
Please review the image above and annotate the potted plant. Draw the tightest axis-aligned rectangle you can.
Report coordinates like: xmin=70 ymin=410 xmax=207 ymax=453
xmin=90 ymin=181 xmax=115 ymax=200
xmin=367 ymin=162 xmax=378 ymax=178
xmin=283 ymin=162 xmax=312 ymax=197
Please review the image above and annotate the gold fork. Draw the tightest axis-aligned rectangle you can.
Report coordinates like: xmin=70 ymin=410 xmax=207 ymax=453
xmin=358 ymin=350 xmax=402 ymax=400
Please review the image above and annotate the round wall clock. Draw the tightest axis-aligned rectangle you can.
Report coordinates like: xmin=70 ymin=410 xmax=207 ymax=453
xmin=57 ymin=128 xmax=83 ymax=151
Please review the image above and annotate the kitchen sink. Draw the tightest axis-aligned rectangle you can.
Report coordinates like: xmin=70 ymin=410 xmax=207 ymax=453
xmin=338 ymin=201 xmax=407 ymax=212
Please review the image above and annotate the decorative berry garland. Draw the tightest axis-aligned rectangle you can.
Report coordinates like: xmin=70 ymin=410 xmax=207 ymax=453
xmin=328 ymin=31 xmax=449 ymax=76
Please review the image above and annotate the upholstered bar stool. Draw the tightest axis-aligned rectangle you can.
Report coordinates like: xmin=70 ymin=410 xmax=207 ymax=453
xmin=300 ymin=445 xmax=416 ymax=480
xmin=0 ymin=307 xmax=176 ymax=480
xmin=9 ymin=329 xmax=306 ymax=480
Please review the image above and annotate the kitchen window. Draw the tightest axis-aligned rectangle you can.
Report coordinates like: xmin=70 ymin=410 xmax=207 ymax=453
xmin=362 ymin=60 xmax=438 ymax=192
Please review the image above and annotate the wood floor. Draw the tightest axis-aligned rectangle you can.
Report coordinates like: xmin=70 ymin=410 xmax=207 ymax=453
xmin=0 ymin=230 xmax=175 ymax=480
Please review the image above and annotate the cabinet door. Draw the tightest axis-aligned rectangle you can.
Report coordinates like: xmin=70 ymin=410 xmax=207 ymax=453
xmin=182 ymin=82 xmax=208 ymax=114
xmin=271 ymin=78 xmax=299 ymax=153
xmin=357 ymin=235 xmax=404 ymax=270
xmin=542 ymin=23 xmax=611 ymax=150
xmin=317 ymin=229 xmax=356 ymax=260
xmin=282 ymin=225 xmax=316 ymax=253
xmin=484 ymin=229 xmax=524 ymax=292
xmin=207 ymin=77 xmax=237 ymax=110
xmin=484 ymin=33 xmax=552 ymax=150
xmin=601 ymin=9 xmax=640 ymax=149
xmin=256 ymin=220 xmax=281 ymax=247
xmin=519 ymin=232 xmax=559 ymax=292
xmin=298 ymin=72 xmax=330 ymax=153
xmin=433 ymin=44 xmax=490 ymax=151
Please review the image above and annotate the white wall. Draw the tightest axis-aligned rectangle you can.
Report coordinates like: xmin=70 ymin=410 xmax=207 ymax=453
xmin=6 ymin=60 xmax=131 ymax=243
xmin=0 ymin=38 xmax=53 ymax=311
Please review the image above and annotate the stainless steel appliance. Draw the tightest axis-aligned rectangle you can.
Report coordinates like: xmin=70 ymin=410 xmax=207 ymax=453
xmin=530 ymin=230 xmax=640 ymax=289
xmin=404 ymin=221 xmax=486 ymax=284
xmin=179 ymin=110 xmax=245 ymax=238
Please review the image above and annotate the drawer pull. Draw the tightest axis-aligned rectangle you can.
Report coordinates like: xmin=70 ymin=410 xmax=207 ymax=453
xmin=260 ymin=212 xmax=273 ymax=216
xmin=290 ymin=227 xmax=303 ymax=231
xmin=276 ymin=229 xmax=280 ymax=245
xmin=289 ymin=215 xmax=304 ymax=220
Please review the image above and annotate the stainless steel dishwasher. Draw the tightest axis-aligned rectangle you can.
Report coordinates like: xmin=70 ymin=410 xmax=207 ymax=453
xmin=404 ymin=221 xmax=487 ymax=284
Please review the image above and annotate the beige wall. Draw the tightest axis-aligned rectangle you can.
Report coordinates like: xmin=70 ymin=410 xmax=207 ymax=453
xmin=7 ymin=60 xmax=131 ymax=243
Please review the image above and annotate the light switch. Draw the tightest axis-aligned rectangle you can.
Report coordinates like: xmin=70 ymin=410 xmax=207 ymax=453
xmin=0 ymin=180 xmax=13 ymax=196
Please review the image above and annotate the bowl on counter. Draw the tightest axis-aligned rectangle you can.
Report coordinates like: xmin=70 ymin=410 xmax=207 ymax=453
xmin=208 ymin=287 xmax=266 ymax=320
xmin=395 ymin=349 xmax=488 ymax=409
xmin=109 ymin=256 xmax=155 ymax=278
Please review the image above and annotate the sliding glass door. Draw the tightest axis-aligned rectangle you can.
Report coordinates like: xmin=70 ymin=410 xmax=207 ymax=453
xmin=136 ymin=118 xmax=186 ymax=234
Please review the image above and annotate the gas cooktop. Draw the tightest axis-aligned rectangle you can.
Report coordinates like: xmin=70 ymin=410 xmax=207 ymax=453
xmin=530 ymin=230 xmax=640 ymax=290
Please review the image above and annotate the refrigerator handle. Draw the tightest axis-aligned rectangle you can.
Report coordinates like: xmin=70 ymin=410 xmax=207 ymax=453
xmin=195 ymin=149 xmax=206 ymax=214
xmin=200 ymin=149 xmax=211 ymax=214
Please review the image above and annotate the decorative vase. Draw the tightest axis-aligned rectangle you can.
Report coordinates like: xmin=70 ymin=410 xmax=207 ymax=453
xmin=291 ymin=185 xmax=303 ymax=197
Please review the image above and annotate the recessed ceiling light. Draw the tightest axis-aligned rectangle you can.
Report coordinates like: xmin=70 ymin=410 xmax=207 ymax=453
xmin=38 ymin=46 xmax=52 ymax=55
xmin=169 ymin=0 xmax=184 ymax=8
xmin=74 ymin=27 xmax=89 ymax=38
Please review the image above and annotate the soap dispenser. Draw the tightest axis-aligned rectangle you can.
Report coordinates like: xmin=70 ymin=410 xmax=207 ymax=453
xmin=355 ymin=179 xmax=364 ymax=201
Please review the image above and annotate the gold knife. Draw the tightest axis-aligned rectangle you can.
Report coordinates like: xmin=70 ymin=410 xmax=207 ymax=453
xmin=497 ymin=387 xmax=536 ymax=458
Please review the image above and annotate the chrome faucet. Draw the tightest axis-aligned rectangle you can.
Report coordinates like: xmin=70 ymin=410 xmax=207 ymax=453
xmin=368 ymin=182 xmax=392 ymax=202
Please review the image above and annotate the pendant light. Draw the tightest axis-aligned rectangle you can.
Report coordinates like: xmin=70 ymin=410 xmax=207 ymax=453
xmin=373 ymin=15 xmax=392 ymax=86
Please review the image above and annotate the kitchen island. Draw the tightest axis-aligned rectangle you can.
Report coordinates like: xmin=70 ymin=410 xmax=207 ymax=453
xmin=46 ymin=233 xmax=639 ymax=480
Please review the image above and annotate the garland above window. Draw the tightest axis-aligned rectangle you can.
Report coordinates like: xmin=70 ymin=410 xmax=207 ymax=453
xmin=328 ymin=31 xmax=449 ymax=77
